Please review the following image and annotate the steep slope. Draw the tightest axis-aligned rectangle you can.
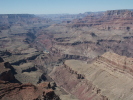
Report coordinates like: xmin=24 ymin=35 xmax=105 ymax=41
xmin=0 ymin=81 xmax=60 ymax=100
xmin=0 ymin=57 xmax=60 ymax=100
xmin=0 ymin=57 xmax=15 ymax=82
xmin=50 ymin=52 xmax=133 ymax=100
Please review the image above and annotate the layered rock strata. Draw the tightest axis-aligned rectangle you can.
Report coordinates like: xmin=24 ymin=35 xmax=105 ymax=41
xmin=0 ymin=57 xmax=60 ymax=100
xmin=71 ymin=10 xmax=133 ymax=30
xmin=0 ymin=80 xmax=60 ymax=100
xmin=50 ymin=52 xmax=133 ymax=100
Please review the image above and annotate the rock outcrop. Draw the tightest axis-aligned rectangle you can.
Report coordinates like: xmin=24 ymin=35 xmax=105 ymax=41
xmin=0 ymin=80 xmax=60 ymax=100
xmin=98 ymin=52 xmax=133 ymax=75
xmin=0 ymin=58 xmax=15 ymax=82
xmin=0 ymin=57 xmax=60 ymax=100
xmin=50 ymin=52 xmax=133 ymax=100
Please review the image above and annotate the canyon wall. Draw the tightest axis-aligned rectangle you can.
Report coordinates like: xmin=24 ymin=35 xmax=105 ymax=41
xmin=0 ymin=57 xmax=60 ymax=100
xmin=50 ymin=52 xmax=133 ymax=100
xmin=71 ymin=10 xmax=133 ymax=30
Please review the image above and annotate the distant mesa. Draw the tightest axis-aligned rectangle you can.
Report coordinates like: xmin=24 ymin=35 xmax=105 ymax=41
xmin=70 ymin=9 xmax=133 ymax=30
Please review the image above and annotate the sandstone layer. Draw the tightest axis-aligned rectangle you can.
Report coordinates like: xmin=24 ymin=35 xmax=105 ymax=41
xmin=50 ymin=52 xmax=133 ymax=100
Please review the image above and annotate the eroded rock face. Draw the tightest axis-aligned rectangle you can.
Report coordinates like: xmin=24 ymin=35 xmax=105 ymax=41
xmin=50 ymin=64 xmax=107 ymax=100
xmin=99 ymin=52 xmax=133 ymax=74
xmin=0 ymin=57 xmax=60 ymax=100
xmin=0 ymin=59 xmax=15 ymax=82
xmin=71 ymin=10 xmax=133 ymax=30
xmin=0 ymin=81 xmax=60 ymax=100
xmin=50 ymin=52 xmax=133 ymax=100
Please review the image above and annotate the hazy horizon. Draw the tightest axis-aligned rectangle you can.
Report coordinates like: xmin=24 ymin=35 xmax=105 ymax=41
xmin=0 ymin=0 xmax=133 ymax=14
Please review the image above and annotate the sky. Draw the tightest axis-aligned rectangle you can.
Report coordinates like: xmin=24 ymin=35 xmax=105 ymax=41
xmin=0 ymin=0 xmax=133 ymax=14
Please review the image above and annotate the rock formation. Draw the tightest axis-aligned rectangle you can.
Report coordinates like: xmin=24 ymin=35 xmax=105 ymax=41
xmin=50 ymin=52 xmax=133 ymax=100
xmin=0 ymin=57 xmax=60 ymax=100
xmin=0 ymin=80 xmax=60 ymax=100
xmin=0 ymin=14 xmax=51 ymax=26
xmin=71 ymin=10 xmax=133 ymax=30
xmin=0 ymin=58 xmax=15 ymax=82
xmin=0 ymin=10 xmax=133 ymax=100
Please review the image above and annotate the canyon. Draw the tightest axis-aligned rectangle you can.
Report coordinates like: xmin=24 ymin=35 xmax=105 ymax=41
xmin=0 ymin=57 xmax=60 ymax=100
xmin=0 ymin=9 xmax=133 ymax=100
xmin=50 ymin=52 xmax=133 ymax=100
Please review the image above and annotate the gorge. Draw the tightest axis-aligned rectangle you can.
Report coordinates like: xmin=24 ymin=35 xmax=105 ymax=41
xmin=0 ymin=9 xmax=133 ymax=100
